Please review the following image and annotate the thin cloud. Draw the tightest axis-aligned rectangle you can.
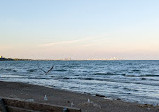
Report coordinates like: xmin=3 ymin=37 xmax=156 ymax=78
xmin=40 ymin=34 xmax=110 ymax=47
xmin=42 ymin=39 xmax=85 ymax=47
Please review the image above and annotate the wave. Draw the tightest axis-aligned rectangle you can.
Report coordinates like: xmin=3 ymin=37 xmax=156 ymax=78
xmin=5 ymin=68 xmax=12 ymax=71
xmin=124 ymin=74 xmax=159 ymax=77
xmin=93 ymin=72 xmax=116 ymax=75
xmin=54 ymin=69 xmax=67 ymax=72
xmin=0 ymin=68 xmax=17 ymax=72
xmin=123 ymin=87 xmax=139 ymax=92
xmin=27 ymin=77 xmax=51 ymax=79
xmin=131 ymin=70 xmax=140 ymax=72
xmin=59 ymin=76 xmax=159 ymax=87
xmin=27 ymin=69 xmax=37 ymax=72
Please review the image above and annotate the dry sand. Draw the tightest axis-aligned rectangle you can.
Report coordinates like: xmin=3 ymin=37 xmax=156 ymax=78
xmin=0 ymin=81 xmax=158 ymax=112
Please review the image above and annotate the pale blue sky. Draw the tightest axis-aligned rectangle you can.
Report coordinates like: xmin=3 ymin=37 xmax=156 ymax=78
xmin=0 ymin=0 xmax=159 ymax=59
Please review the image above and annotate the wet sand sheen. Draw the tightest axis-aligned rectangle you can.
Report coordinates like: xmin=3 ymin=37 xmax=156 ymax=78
xmin=0 ymin=81 xmax=158 ymax=112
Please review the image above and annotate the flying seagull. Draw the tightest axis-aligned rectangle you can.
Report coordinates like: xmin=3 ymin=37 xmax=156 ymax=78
xmin=38 ymin=66 xmax=54 ymax=75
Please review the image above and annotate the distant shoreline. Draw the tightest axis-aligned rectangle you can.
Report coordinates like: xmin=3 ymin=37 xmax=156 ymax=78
xmin=0 ymin=58 xmax=31 ymax=61
xmin=0 ymin=58 xmax=159 ymax=61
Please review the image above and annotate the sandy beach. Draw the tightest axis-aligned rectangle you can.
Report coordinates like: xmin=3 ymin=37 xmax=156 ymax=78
xmin=0 ymin=81 xmax=158 ymax=112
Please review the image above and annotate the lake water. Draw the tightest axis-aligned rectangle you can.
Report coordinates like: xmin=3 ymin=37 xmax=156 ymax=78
xmin=0 ymin=60 xmax=159 ymax=105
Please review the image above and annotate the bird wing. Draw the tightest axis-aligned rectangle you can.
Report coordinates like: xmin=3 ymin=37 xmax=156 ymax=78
xmin=46 ymin=66 xmax=54 ymax=75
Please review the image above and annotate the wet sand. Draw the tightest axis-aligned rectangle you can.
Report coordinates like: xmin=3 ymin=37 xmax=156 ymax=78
xmin=0 ymin=81 xmax=158 ymax=112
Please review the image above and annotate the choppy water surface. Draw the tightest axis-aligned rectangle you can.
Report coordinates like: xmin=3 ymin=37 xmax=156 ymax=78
xmin=0 ymin=60 xmax=159 ymax=105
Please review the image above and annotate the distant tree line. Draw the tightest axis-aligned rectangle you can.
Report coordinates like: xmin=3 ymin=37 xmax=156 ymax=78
xmin=0 ymin=57 xmax=31 ymax=61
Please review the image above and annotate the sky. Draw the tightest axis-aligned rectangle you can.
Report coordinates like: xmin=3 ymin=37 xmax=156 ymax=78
xmin=0 ymin=0 xmax=159 ymax=60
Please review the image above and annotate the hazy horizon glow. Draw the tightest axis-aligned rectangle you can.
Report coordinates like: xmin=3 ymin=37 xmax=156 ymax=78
xmin=0 ymin=0 xmax=159 ymax=60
